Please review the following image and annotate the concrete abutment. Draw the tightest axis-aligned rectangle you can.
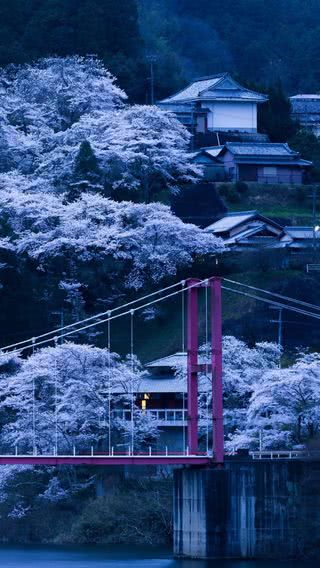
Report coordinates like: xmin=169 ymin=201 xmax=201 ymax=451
xmin=174 ymin=460 xmax=320 ymax=559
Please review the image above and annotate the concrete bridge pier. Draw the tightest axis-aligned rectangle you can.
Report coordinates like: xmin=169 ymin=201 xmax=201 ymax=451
xmin=174 ymin=460 xmax=320 ymax=559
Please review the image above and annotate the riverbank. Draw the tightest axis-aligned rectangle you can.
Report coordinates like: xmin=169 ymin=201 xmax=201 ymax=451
xmin=0 ymin=474 xmax=173 ymax=546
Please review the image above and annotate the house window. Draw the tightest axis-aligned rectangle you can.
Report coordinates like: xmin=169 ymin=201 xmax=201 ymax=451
xmin=263 ymin=166 xmax=277 ymax=176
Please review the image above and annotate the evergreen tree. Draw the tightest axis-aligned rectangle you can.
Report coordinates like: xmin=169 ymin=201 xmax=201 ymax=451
xmin=0 ymin=0 xmax=144 ymax=100
xmin=67 ymin=140 xmax=102 ymax=202
xmin=259 ymin=82 xmax=299 ymax=142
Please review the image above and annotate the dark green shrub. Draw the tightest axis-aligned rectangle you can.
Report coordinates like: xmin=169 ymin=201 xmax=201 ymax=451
xmin=293 ymin=185 xmax=308 ymax=204
xmin=218 ymin=183 xmax=241 ymax=203
xmin=235 ymin=181 xmax=249 ymax=194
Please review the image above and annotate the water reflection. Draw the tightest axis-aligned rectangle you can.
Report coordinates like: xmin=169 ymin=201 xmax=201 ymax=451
xmin=0 ymin=546 xmax=314 ymax=567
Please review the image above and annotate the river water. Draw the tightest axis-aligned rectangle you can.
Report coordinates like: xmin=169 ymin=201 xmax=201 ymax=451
xmin=0 ymin=546 xmax=314 ymax=567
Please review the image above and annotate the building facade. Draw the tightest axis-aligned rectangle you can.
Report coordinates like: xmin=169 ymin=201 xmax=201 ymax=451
xmin=158 ymin=73 xmax=267 ymax=134
xmin=218 ymin=142 xmax=312 ymax=184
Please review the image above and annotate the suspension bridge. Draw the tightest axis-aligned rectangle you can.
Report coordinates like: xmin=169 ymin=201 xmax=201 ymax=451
xmin=0 ymin=275 xmax=319 ymax=467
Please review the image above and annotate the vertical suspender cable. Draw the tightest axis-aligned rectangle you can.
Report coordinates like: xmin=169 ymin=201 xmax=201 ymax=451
xmin=32 ymin=337 xmax=36 ymax=454
xmin=107 ymin=312 xmax=111 ymax=455
xmin=130 ymin=310 xmax=135 ymax=454
xmin=54 ymin=336 xmax=58 ymax=454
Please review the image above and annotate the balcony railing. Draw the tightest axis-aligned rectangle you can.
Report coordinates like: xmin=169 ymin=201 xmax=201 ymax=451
xmin=112 ymin=409 xmax=188 ymax=425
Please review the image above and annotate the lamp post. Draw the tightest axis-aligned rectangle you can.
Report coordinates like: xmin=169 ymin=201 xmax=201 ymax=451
xmin=313 ymin=224 xmax=320 ymax=260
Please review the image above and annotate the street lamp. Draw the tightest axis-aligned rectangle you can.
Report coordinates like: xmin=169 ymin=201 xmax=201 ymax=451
xmin=313 ymin=225 xmax=320 ymax=258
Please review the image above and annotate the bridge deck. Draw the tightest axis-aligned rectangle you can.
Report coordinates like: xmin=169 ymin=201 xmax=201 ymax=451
xmin=0 ymin=454 xmax=212 ymax=466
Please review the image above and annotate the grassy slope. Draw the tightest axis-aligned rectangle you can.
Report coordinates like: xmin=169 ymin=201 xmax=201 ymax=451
xmin=216 ymin=183 xmax=314 ymax=223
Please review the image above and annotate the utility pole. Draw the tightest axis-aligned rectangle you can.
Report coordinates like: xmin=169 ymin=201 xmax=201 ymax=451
xmin=270 ymin=306 xmax=283 ymax=367
xmin=309 ymin=186 xmax=320 ymax=258
xmin=146 ymin=54 xmax=157 ymax=105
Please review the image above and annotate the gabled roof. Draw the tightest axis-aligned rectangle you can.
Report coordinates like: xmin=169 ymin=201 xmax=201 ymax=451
xmin=159 ymin=73 xmax=267 ymax=105
xmin=202 ymin=146 xmax=224 ymax=158
xmin=143 ymin=352 xmax=210 ymax=393
xmin=205 ymin=211 xmax=256 ymax=233
xmin=205 ymin=211 xmax=283 ymax=235
xmin=224 ymin=224 xmax=282 ymax=246
xmin=224 ymin=142 xmax=298 ymax=157
xmin=221 ymin=142 xmax=312 ymax=166
xmin=146 ymin=352 xmax=188 ymax=369
xmin=191 ymin=146 xmax=224 ymax=162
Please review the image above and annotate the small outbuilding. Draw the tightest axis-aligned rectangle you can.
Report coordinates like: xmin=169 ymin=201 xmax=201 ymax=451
xmin=204 ymin=211 xmax=283 ymax=250
xmin=218 ymin=142 xmax=312 ymax=184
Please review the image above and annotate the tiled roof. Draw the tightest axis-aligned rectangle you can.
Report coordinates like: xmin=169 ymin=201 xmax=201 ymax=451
xmin=160 ymin=75 xmax=225 ymax=103
xmin=146 ymin=352 xmax=188 ymax=368
xmin=136 ymin=374 xmax=211 ymax=394
xmin=205 ymin=211 xmax=257 ymax=233
xmin=283 ymin=227 xmax=315 ymax=239
xmin=290 ymin=96 xmax=320 ymax=115
xmin=225 ymin=142 xmax=298 ymax=157
xmin=159 ymin=73 xmax=267 ymax=104
xmin=291 ymin=94 xmax=320 ymax=99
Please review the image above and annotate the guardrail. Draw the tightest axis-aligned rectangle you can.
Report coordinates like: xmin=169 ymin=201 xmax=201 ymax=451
xmin=306 ymin=264 xmax=320 ymax=273
xmin=251 ymin=450 xmax=309 ymax=460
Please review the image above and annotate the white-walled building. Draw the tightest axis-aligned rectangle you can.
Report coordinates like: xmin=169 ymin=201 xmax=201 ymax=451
xmin=158 ymin=73 xmax=268 ymax=134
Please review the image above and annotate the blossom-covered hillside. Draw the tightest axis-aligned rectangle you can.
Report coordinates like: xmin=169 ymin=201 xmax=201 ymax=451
xmin=0 ymin=55 xmax=223 ymax=344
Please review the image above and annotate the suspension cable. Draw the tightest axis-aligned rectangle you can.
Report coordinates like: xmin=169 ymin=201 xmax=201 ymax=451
xmin=223 ymin=277 xmax=320 ymax=312
xmin=5 ymin=276 xmax=320 ymax=357
xmin=222 ymin=285 xmax=320 ymax=320
xmin=1 ymin=281 xmax=184 ymax=352
xmin=5 ymin=278 xmax=212 ymax=356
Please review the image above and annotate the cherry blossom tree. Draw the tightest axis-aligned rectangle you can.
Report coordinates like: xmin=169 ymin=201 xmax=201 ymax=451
xmin=230 ymin=351 xmax=320 ymax=450
xmin=174 ymin=336 xmax=281 ymax=445
xmin=104 ymin=105 xmax=202 ymax=201
xmin=0 ymin=343 xmax=158 ymax=455
xmin=1 ymin=56 xmax=126 ymax=134
xmin=0 ymin=190 xmax=224 ymax=289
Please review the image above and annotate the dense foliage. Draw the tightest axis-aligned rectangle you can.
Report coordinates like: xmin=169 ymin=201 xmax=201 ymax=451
xmin=139 ymin=0 xmax=320 ymax=98
xmin=1 ymin=1 xmax=320 ymax=103
xmin=0 ymin=0 xmax=144 ymax=100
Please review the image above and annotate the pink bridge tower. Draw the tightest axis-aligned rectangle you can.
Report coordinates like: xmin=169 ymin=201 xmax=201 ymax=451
xmin=186 ymin=277 xmax=224 ymax=464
